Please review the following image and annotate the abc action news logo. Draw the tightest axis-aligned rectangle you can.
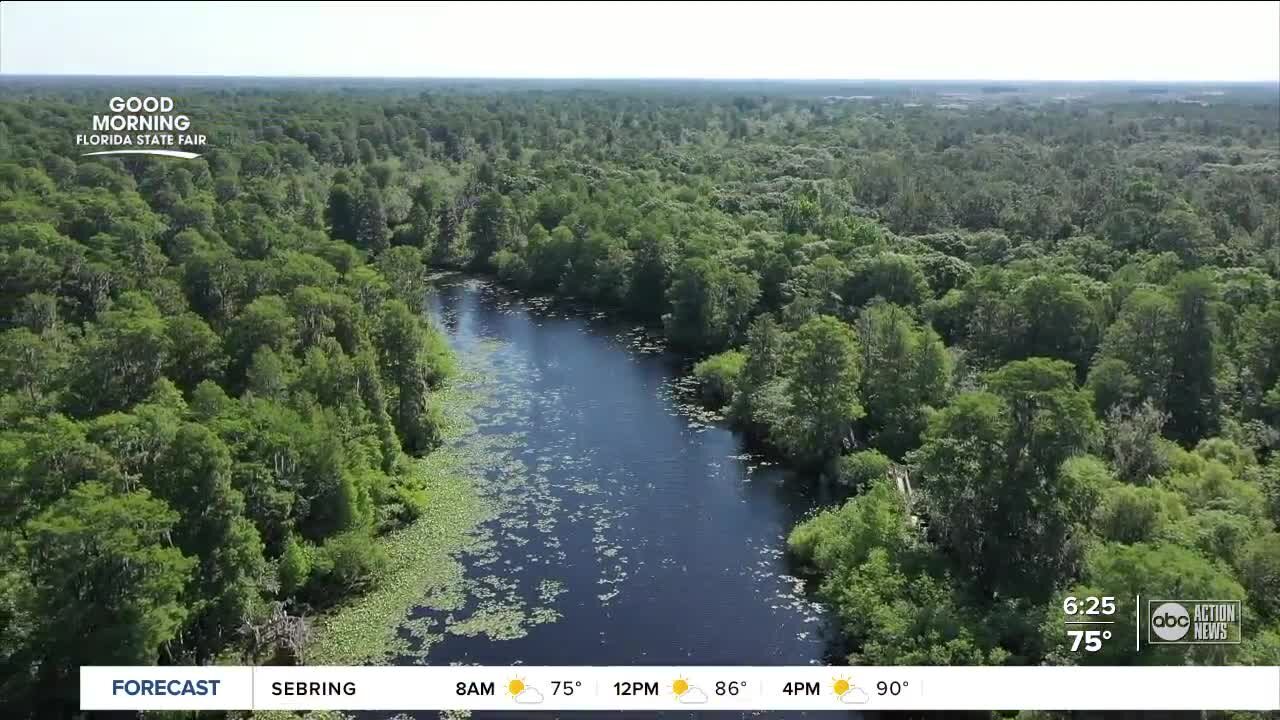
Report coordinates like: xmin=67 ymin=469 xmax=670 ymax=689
xmin=1148 ymin=600 xmax=1242 ymax=645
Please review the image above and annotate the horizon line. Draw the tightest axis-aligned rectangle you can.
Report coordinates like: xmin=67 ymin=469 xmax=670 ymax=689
xmin=1 ymin=73 xmax=1278 ymax=85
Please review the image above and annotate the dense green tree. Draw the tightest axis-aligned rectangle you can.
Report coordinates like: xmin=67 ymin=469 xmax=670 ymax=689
xmin=65 ymin=293 xmax=172 ymax=416
xmin=1100 ymin=287 xmax=1177 ymax=410
xmin=1164 ymin=272 xmax=1220 ymax=444
xmin=277 ymin=533 xmax=313 ymax=598
xmin=790 ymin=480 xmax=1006 ymax=665
xmin=355 ymin=187 xmax=391 ymax=255
xmin=778 ymin=315 xmax=864 ymax=467
xmin=692 ymin=350 xmax=745 ymax=407
xmin=664 ymin=258 xmax=760 ymax=352
xmin=626 ymin=229 xmax=674 ymax=317
xmin=846 ymin=253 xmax=930 ymax=309
xmin=376 ymin=245 xmax=429 ymax=308
xmin=165 ymin=313 xmax=226 ymax=393
xmin=325 ymin=183 xmax=359 ymax=243
xmin=1094 ymin=482 xmax=1187 ymax=544
xmin=1237 ymin=533 xmax=1280 ymax=620
xmin=1085 ymin=358 xmax=1140 ymax=418
xmin=228 ymin=295 xmax=297 ymax=385
xmin=148 ymin=424 xmax=265 ymax=661
xmin=729 ymin=313 xmax=789 ymax=433
xmin=786 ymin=254 xmax=849 ymax=320
xmin=245 ymin=346 xmax=291 ymax=398
xmin=855 ymin=302 xmax=951 ymax=458
xmin=831 ymin=449 xmax=894 ymax=489
xmin=16 ymin=483 xmax=194 ymax=714
xmin=377 ymin=300 xmax=445 ymax=454
xmin=0 ymin=413 xmax=121 ymax=529
xmin=913 ymin=358 xmax=1100 ymax=601
xmin=1011 ymin=275 xmax=1100 ymax=374
xmin=1237 ymin=301 xmax=1280 ymax=422
xmin=468 ymin=192 xmax=515 ymax=269
xmin=0 ymin=328 xmax=64 ymax=404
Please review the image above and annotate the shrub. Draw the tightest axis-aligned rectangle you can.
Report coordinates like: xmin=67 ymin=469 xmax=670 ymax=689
xmin=307 ymin=530 xmax=387 ymax=603
xmin=832 ymin=449 xmax=893 ymax=489
xmin=278 ymin=534 xmax=313 ymax=597
xmin=692 ymin=350 xmax=745 ymax=408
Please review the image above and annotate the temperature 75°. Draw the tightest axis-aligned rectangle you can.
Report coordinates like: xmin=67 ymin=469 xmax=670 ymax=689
xmin=1067 ymin=629 xmax=1112 ymax=652
xmin=551 ymin=680 xmax=582 ymax=696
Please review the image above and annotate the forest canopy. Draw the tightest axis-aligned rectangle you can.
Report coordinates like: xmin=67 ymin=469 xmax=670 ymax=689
xmin=0 ymin=78 xmax=1278 ymax=715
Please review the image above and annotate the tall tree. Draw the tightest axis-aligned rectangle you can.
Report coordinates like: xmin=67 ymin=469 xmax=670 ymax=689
xmin=65 ymin=292 xmax=171 ymax=416
xmin=780 ymin=315 xmax=864 ymax=467
xmin=913 ymin=358 xmax=1100 ymax=601
xmin=165 ymin=313 xmax=226 ymax=393
xmin=17 ymin=483 xmax=193 ymax=715
xmin=149 ymin=424 xmax=264 ymax=661
xmin=355 ymin=187 xmax=391 ymax=255
xmin=1164 ymin=272 xmax=1219 ymax=444
xmin=325 ymin=183 xmax=359 ymax=243
xmin=1099 ymin=288 xmax=1176 ymax=411
xmin=467 ymin=192 xmax=514 ymax=269
xmin=664 ymin=258 xmax=760 ymax=352
xmin=856 ymin=302 xmax=951 ymax=458
xmin=376 ymin=300 xmax=444 ymax=455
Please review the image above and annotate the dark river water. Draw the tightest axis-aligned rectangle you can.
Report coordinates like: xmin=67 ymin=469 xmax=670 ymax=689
xmin=388 ymin=276 xmax=849 ymax=718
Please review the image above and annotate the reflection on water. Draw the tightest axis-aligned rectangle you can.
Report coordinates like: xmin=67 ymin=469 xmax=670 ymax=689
xmin=380 ymin=276 xmax=853 ymax=719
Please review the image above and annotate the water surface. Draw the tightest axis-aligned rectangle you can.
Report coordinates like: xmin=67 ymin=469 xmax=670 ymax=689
xmin=394 ymin=277 xmax=847 ymax=718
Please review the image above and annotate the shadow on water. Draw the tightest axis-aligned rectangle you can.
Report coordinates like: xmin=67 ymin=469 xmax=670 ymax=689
xmin=363 ymin=276 xmax=859 ymax=720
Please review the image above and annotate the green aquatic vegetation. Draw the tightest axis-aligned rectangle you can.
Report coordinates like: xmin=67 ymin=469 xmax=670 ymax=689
xmin=448 ymin=606 xmax=529 ymax=641
xmin=311 ymin=289 xmax=707 ymax=665
xmin=305 ymin=445 xmax=490 ymax=665
xmin=537 ymin=579 xmax=567 ymax=604
xmin=306 ymin=351 xmax=504 ymax=665
xmin=397 ymin=614 xmax=447 ymax=658
xmin=530 ymin=606 xmax=561 ymax=625
xmin=354 ymin=332 xmax=605 ymax=660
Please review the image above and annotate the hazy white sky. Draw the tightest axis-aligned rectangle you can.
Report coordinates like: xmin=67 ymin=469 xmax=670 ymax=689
xmin=2 ymin=1 xmax=1278 ymax=81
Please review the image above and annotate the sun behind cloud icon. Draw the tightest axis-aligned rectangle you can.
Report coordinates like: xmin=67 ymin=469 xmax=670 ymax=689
xmin=672 ymin=677 xmax=708 ymax=704
xmin=833 ymin=676 xmax=868 ymax=704
xmin=507 ymin=677 xmax=544 ymax=704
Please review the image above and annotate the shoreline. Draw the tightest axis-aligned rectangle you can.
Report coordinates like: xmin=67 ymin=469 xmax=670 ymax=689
xmin=306 ymin=364 xmax=495 ymax=666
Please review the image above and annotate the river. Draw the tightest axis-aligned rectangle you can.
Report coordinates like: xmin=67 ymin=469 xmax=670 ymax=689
xmin=389 ymin=276 xmax=847 ymax=718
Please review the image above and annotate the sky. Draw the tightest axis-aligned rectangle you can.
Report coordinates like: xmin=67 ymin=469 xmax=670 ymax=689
xmin=2 ymin=1 xmax=1278 ymax=82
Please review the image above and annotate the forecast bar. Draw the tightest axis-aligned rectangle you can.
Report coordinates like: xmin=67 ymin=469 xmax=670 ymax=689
xmin=82 ymin=665 xmax=1280 ymax=711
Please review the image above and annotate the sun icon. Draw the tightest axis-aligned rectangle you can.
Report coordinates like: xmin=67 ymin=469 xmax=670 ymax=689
xmin=832 ymin=675 xmax=852 ymax=697
xmin=507 ymin=676 xmax=526 ymax=698
xmin=672 ymin=676 xmax=690 ymax=698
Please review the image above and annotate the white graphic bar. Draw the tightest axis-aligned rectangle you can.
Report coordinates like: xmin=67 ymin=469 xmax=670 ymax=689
xmin=81 ymin=149 xmax=203 ymax=159
xmin=82 ymin=665 xmax=1280 ymax=711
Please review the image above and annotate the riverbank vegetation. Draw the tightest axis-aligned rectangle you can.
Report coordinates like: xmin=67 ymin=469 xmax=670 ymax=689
xmin=0 ymin=88 xmax=461 ymax=716
xmin=1 ymin=79 xmax=1278 ymax=714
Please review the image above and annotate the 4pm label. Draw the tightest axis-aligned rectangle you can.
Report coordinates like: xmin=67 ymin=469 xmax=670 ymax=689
xmin=1147 ymin=600 xmax=1242 ymax=645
